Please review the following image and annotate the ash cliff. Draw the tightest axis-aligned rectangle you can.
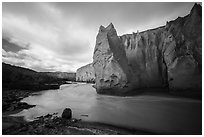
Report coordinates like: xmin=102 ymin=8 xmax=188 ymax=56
xmin=77 ymin=3 xmax=202 ymax=96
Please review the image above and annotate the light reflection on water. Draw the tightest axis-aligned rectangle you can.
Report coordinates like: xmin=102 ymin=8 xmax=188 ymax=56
xmin=12 ymin=83 xmax=201 ymax=134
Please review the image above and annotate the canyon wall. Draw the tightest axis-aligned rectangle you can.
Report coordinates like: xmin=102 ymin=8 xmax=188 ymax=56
xmin=120 ymin=27 xmax=168 ymax=90
xmin=120 ymin=2 xmax=202 ymax=92
xmin=163 ymin=4 xmax=202 ymax=92
xmin=76 ymin=63 xmax=95 ymax=83
xmin=78 ymin=4 xmax=202 ymax=96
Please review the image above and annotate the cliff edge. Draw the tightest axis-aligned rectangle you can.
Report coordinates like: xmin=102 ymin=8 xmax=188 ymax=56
xmin=78 ymin=4 xmax=202 ymax=96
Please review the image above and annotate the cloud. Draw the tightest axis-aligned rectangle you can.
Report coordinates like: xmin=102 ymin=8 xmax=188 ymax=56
xmin=2 ymin=37 xmax=29 ymax=53
xmin=2 ymin=3 xmax=95 ymax=72
xmin=2 ymin=2 xmax=196 ymax=72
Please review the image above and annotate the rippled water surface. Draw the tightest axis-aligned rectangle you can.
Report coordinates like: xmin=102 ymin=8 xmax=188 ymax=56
xmin=12 ymin=83 xmax=202 ymax=134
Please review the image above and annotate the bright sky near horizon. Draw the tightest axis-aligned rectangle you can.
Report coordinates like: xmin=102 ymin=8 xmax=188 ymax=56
xmin=2 ymin=2 xmax=197 ymax=72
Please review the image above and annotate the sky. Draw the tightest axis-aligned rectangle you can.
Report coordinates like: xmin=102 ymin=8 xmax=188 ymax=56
xmin=2 ymin=2 xmax=197 ymax=72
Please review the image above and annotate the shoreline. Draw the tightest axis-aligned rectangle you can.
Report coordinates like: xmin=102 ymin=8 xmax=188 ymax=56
xmin=3 ymin=112 xmax=157 ymax=135
xmin=2 ymin=87 xmax=157 ymax=135
xmin=2 ymin=84 xmax=201 ymax=135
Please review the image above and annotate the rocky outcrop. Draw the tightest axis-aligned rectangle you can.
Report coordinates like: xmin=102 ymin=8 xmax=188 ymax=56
xmin=93 ymin=23 xmax=132 ymax=94
xmin=76 ymin=63 xmax=95 ymax=83
xmin=120 ymin=27 xmax=169 ymax=89
xmin=164 ymin=3 xmax=202 ymax=92
xmin=91 ymin=3 xmax=202 ymax=95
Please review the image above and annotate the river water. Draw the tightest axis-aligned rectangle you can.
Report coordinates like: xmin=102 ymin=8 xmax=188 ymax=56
xmin=12 ymin=83 xmax=201 ymax=134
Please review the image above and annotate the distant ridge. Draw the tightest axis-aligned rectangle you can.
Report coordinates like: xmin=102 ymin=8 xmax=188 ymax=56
xmin=2 ymin=62 xmax=76 ymax=90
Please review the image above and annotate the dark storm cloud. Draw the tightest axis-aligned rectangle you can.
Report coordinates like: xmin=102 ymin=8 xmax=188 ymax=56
xmin=3 ymin=38 xmax=25 ymax=52
xmin=2 ymin=37 xmax=29 ymax=52
xmin=2 ymin=2 xmax=197 ymax=72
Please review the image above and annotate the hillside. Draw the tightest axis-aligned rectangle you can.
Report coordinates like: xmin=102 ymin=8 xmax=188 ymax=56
xmin=2 ymin=62 xmax=76 ymax=90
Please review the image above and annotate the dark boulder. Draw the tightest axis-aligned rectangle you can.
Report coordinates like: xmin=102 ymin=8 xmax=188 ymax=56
xmin=61 ymin=108 xmax=72 ymax=119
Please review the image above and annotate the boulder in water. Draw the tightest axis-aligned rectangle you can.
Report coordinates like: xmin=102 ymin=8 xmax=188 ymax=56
xmin=61 ymin=108 xmax=72 ymax=119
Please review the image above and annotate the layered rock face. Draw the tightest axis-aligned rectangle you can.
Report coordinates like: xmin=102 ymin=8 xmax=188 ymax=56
xmin=93 ymin=23 xmax=131 ymax=94
xmin=91 ymin=4 xmax=202 ymax=95
xmin=164 ymin=3 xmax=202 ymax=91
xmin=76 ymin=63 xmax=95 ymax=82
xmin=120 ymin=27 xmax=168 ymax=89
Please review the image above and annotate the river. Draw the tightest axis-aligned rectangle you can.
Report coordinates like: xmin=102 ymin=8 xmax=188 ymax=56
xmin=11 ymin=83 xmax=202 ymax=134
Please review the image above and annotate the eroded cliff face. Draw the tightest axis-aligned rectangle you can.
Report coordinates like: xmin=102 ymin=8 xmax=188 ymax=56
xmin=120 ymin=4 xmax=201 ymax=93
xmin=80 ymin=4 xmax=202 ymax=95
xmin=76 ymin=63 xmax=95 ymax=83
xmin=93 ymin=23 xmax=131 ymax=94
xmin=164 ymin=3 xmax=202 ymax=92
xmin=120 ymin=27 xmax=169 ymax=89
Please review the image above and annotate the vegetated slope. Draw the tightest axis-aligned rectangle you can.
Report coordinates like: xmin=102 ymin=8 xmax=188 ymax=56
xmin=2 ymin=62 xmax=76 ymax=90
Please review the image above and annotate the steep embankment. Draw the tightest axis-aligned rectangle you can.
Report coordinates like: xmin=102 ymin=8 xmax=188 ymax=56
xmin=77 ymin=4 xmax=202 ymax=96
